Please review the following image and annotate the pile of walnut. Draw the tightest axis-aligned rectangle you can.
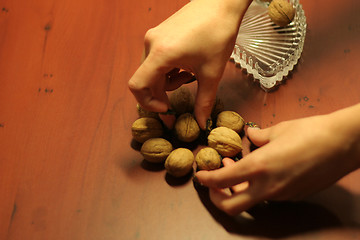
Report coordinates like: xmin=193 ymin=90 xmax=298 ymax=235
xmin=263 ymin=0 xmax=296 ymax=27
xmin=131 ymin=86 xmax=248 ymax=178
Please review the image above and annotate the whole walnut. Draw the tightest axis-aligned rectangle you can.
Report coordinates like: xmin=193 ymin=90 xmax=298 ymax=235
xmin=208 ymin=127 xmax=242 ymax=157
xmin=136 ymin=103 xmax=159 ymax=119
xmin=141 ymin=138 xmax=173 ymax=163
xmin=174 ymin=113 xmax=200 ymax=142
xmin=131 ymin=117 xmax=163 ymax=143
xmin=216 ymin=111 xmax=245 ymax=133
xmin=169 ymin=86 xmax=195 ymax=115
xmin=195 ymin=147 xmax=221 ymax=170
xmin=165 ymin=148 xmax=194 ymax=177
xmin=268 ymin=0 xmax=295 ymax=27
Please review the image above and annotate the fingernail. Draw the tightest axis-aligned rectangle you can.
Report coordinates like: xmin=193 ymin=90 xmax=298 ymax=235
xmin=246 ymin=122 xmax=260 ymax=129
xmin=159 ymin=114 xmax=176 ymax=130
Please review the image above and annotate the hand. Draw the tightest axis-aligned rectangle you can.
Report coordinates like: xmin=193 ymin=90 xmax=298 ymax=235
xmin=195 ymin=111 xmax=360 ymax=215
xmin=128 ymin=0 xmax=251 ymax=129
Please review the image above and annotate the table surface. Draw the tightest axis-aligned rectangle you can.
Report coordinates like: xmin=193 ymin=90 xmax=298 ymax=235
xmin=1 ymin=0 xmax=360 ymax=239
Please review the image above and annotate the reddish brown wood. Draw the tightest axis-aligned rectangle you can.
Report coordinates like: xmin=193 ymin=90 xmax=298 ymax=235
xmin=1 ymin=0 xmax=360 ymax=239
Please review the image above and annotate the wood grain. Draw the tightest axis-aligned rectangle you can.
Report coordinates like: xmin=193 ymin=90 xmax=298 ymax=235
xmin=1 ymin=0 xmax=360 ymax=239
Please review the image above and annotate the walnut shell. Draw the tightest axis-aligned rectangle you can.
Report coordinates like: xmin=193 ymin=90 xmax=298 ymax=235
xmin=174 ymin=113 xmax=200 ymax=142
xmin=136 ymin=103 xmax=159 ymax=119
xmin=216 ymin=111 xmax=245 ymax=133
xmin=131 ymin=117 xmax=163 ymax=143
xmin=169 ymin=86 xmax=194 ymax=115
xmin=208 ymin=127 xmax=242 ymax=157
xmin=195 ymin=147 xmax=221 ymax=170
xmin=141 ymin=138 xmax=173 ymax=163
xmin=165 ymin=148 xmax=194 ymax=177
xmin=268 ymin=0 xmax=295 ymax=27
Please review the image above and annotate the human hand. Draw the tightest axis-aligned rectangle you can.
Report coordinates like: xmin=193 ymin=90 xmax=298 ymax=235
xmin=195 ymin=112 xmax=360 ymax=215
xmin=128 ymin=0 xmax=251 ymax=129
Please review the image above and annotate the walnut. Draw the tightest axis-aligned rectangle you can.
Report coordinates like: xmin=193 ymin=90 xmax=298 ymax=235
xmin=165 ymin=148 xmax=194 ymax=177
xmin=195 ymin=147 xmax=221 ymax=170
xmin=141 ymin=138 xmax=173 ymax=163
xmin=216 ymin=111 xmax=245 ymax=133
xmin=136 ymin=103 xmax=159 ymax=119
xmin=174 ymin=113 xmax=200 ymax=142
xmin=169 ymin=86 xmax=194 ymax=115
xmin=131 ymin=117 xmax=163 ymax=143
xmin=208 ymin=127 xmax=242 ymax=157
xmin=268 ymin=0 xmax=295 ymax=27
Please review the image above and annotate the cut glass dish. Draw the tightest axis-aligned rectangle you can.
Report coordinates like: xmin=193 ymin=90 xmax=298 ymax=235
xmin=230 ymin=0 xmax=307 ymax=91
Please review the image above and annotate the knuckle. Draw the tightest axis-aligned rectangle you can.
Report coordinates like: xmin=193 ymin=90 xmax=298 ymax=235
xmin=151 ymin=43 xmax=174 ymax=59
xmin=144 ymin=28 xmax=156 ymax=45
xmin=249 ymin=157 xmax=267 ymax=177
xmin=145 ymin=32 xmax=178 ymax=61
xmin=128 ymin=78 xmax=140 ymax=92
xmin=264 ymin=182 xmax=288 ymax=201
xmin=200 ymin=67 xmax=222 ymax=82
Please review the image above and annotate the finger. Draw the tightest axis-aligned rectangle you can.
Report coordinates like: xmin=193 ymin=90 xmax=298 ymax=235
xmin=222 ymin=157 xmax=235 ymax=166
xmin=209 ymin=187 xmax=257 ymax=216
xmin=193 ymin=74 xmax=219 ymax=130
xmin=195 ymin=158 xmax=252 ymax=189
xmin=246 ymin=127 xmax=271 ymax=147
xmin=158 ymin=114 xmax=176 ymax=129
xmin=141 ymin=49 xmax=147 ymax=63
xmin=222 ymin=158 xmax=249 ymax=193
xmin=128 ymin=58 xmax=171 ymax=113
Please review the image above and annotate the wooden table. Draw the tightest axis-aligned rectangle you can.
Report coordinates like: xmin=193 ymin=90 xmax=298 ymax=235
xmin=1 ymin=0 xmax=360 ymax=239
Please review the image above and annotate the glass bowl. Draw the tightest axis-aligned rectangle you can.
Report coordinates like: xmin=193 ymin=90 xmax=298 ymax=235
xmin=230 ymin=0 xmax=307 ymax=91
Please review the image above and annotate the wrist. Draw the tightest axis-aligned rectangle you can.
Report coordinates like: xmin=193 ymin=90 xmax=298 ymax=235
xmin=192 ymin=0 xmax=252 ymax=24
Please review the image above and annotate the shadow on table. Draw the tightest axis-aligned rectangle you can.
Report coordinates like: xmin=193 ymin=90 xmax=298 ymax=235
xmin=194 ymin=182 xmax=359 ymax=238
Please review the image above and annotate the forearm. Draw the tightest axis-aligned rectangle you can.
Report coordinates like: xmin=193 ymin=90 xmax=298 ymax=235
xmin=219 ymin=0 xmax=252 ymax=22
xmin=188 ymin=0 xmax=252 ymax=28
xmin=328 ymin=103 xmax=360 ymax=169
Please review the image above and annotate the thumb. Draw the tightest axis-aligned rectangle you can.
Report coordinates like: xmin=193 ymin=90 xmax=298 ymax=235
xmin=246 ymin=127 xmax=271 ymax=147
